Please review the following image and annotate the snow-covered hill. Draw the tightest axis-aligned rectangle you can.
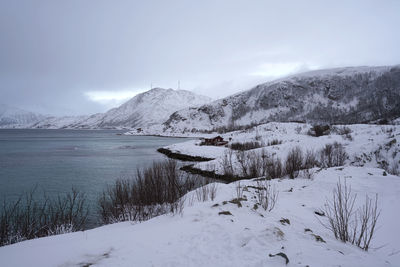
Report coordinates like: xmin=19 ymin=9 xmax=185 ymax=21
xmin=0 ymin=166 xmax=399 ymax=267
xmin=29 ymin=88 xmax=212 ymax=129
xmin=1 ymin=122 xmax=400 ymax=266
xmin=29 ymin=115 xmax=90 ymax=129
xmin=76 ymin=88 xmax=211 ymax=129
xmin=0 ymin=105 xmax=45 ymax=128
xmin=163 ymin=122 xmax=400 ymax=177
xmin=162 ymin=65 xmax=400 ymax=133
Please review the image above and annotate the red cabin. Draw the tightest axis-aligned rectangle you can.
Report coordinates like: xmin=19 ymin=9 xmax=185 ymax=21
xmin=200 ymin=136 xmax=228 ymax=146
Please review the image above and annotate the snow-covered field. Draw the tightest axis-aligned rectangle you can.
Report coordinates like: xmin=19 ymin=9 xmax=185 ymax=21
xmin=0 ymin=167 xmax=399 ymax=266
xmin=1 ymin=122 xmax=399 ymax=266
xmin=162 ymin=122 xmax=400 ymax=177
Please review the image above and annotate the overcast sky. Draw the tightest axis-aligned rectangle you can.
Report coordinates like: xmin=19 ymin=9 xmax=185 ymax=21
xmin=1 ymin=0 xmax=399 ymax=116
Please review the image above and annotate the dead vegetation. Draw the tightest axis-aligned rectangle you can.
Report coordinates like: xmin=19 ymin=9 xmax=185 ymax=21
xmin=220 ymin=142 xmax=348 ymax=181
xmin=0 ymin=188 xmax=88 ymax=247
xmin=319 ymin=142 xmax=348 ymax=168
xmin=308 ymin=125 xmax=330 ymax=137
xmin=285 ymin=146 xmax=303 ymax=179
xmin=194 ymin=182 xmax=218 ymax=202
xmin=255 ymin=180 xmax=278 ymax=212
xmin=98 ymin=160 xmax=201 ymax=224
xmin=229 ymin=141 xmax=262 ymax=151
xmin=322 ymin=180 xmax=380 ymax=251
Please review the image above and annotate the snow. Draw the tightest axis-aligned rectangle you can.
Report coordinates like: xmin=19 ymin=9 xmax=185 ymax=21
xmin=0 ymin=166 xmax=399 ymax=266
xmin=0 ymin=104 xmax=45 ymax=128
xmin=88 ymin=88 xmax=212 ymax=128
xmin=157 ymin=122 xmax=400 ymax=177
xmin=1 ymin=122 xmax=400 ymax=266
xmin=29 ymin=115 xmax=89 ymax=129
xmin=7 ymin=88 xmax=212 ymax=130
xmin=158 ymin=65 xmax=400 ymax=133
xmin=286 ymin=65 xmax=394 ymax=80
xmin=165 ymin=139 xmax=229 ymax=159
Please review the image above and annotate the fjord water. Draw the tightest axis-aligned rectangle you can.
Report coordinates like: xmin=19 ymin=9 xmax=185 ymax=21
xmin=0 ymin=129 xmax=189 ymax=226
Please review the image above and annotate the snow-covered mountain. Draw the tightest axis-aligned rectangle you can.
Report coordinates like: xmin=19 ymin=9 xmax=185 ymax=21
xmin=73 ymin=88 xmax=212 ymax=129
xmin=29 ymin=88 xmax=212 ymax=129
xmin=0 ymin=105 xmax=45 ymax=128
xmin=29 ymin=115 xmax=90 ymax=129
xmin=162 ymin=65 xmax=400 ymax=133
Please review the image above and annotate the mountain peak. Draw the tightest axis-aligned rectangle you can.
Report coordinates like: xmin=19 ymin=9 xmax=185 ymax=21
xmin=65 ymin=87 xmax=212 ymax=129
xmin=163 ymin=65 xmax=400 ymax=132
xmin=0 ymin=104 xmax=44 ymax=128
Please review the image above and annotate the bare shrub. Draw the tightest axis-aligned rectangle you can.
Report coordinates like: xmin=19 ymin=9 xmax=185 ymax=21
xmin=389 ymin=161 xmax=399 ymax=176
xmin=266 ymin=139 xmax=283 ymax=146
xmin=295 ymin=126 xmax=302 ymax=134
xmin=255 ymin=180 xmax=279 ymax=211
xmin=303 ymin=149 xmax=319 ymax=169
xmin=236 ymin=150 xmax=265 ymax=178
xmin=302 ymin=149 xmax=319 ymax=179
xmin=308 ymin=125 xmax=330 ymax=137
xmin=221 ymin=150 xmax=234 ymax=177
xmin=322 ymin=180 xmax=380 ymax=251
xmin=224 ymin=149 xmax=270 ymax=179
xmin=247 ymin=151 xmax=263 ymax=178
xmin=301 ymin=168 xmax=315 ymax=179
xmin=319 ymin=142 xmax=348 ymax=168
xmin=344 ymin=133 xmax=353 ymax=141
xmin=235 ymin=181 xmax=244 ymax=199
xmin=260 ymin=149 xmax=270 ymax=177
xmin=236 ymin=150 xmax=250 ymax=177
xmin=98 ymin=160 xmax=197 ymax=224
xmin=383 ymin=126 xmax=396 ymax=135
xmin=331 ymin=126 xmax=353 ymax=141
xmin=209 ymin=183 xmax=218 ymax=201
xmin=332 ymin=126 xmax=352 ymax=135
xmin=266 ymin=156 xmax=284 ymax=179
xmin=0 ymin=188 xmax=88 ymax=247
xmin=170 ymin=196 xmax=186 ymax=216
xmin=285 ymin=146 xmax=303 ymax=179
xmin=195 ymin=182 xmax=218 ymax=202
xmin=230 ymin=141 xmax=262 ymax=151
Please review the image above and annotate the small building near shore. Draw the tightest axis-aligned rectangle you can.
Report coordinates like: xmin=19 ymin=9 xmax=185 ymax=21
xmin=200 ymin=136 xmax=228 ymax=146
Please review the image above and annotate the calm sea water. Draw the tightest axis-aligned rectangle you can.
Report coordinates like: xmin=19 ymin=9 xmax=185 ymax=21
xmin=0 ymin=129 xmax=190 ymax=225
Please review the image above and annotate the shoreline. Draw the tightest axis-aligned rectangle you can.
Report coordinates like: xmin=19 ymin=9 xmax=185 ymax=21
xmin=128 ymin=134 xmax=192 ymax=139
xmin=180 ymin=164 xmax=237 ymax=183
xmin=157 ymin=147 xmax=214 ymax=162
xmin=156 ymin=147 xmax=236 ymax=182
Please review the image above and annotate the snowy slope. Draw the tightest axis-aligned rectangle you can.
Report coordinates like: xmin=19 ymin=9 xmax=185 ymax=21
xmin=29 ymin=88 xmax=212 ymax=129
xmin=0 ymin=105 xmax=45 ymax=128
xmin=162 ymin=122 xmax=400 ymax=177
xmin=0 ymin=167 xmax=399 ymax=266
xmin=162 ymin=65 xmax=400 ymax=133
xmin=1 ymin=122 xmax=400 ymax=266
xmin=100 ymin=88 xmax=211 ymax=128
xmin=29 ymin=115 xmax=90 ymax=129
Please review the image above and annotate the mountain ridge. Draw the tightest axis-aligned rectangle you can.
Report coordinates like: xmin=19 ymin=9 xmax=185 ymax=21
xmin=161 ymin=65 xmax=400 ymax=133
xmin=29 ymin=88 xmax=212 ymax=129
xmin=0 ymin=104 xmax=45 ymax=128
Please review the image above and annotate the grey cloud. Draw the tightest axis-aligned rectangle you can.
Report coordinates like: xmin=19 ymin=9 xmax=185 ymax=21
xmin=0 ymin=0 xmax=399 ymax=115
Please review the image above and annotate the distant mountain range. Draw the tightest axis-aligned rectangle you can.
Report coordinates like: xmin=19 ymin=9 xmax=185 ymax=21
xmin=161 ymin=65 xmax=400 ymax=133
xmin=2 ymin=65 xmax=399 ymax=131
xmin=19 ymin=88 xmax=212 ymax=129
xmin=0 ymin=105 xmax=45 ymax=128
